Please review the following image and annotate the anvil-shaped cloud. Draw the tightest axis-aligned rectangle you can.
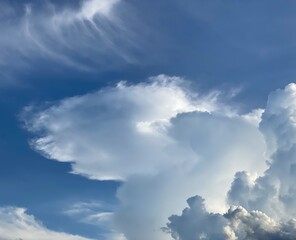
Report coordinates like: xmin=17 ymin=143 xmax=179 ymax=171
xmin=22 ymin=75 xmax=271 ymax=240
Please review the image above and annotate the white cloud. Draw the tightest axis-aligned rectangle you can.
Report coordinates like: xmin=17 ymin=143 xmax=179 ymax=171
xmin=23 ymin=75 xmax=268 ymax=240
xmin=0 ymin=207 xmax=92 ymax=240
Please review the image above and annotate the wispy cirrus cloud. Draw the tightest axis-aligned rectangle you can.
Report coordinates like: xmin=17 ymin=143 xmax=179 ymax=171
xmin=0 ymin=0 xmax=140 ymax=84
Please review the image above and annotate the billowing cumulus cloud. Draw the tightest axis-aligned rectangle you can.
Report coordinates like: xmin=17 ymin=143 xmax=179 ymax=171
xmin=23 ymin=75 xmax=269 ymax=240
xmin=228 ymin=83 xmax=296 ymax=220
xmin=0 ymin=207 xmax=92 ymax=240
xmin=165 ymin=196 xmax=296 ymax=240
xmin=164 ymin=196 xmax=227 ymax=240
xmin=224 ymin=206 xmax=296 ymax=240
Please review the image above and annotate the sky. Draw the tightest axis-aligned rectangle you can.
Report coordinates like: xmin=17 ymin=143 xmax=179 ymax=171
xmin=2 ymin=0 xmax=296 ymax=239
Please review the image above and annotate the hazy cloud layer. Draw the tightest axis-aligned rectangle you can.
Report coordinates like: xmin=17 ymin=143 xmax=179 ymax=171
xmin=0 ymin=207 xmax=92 ymax=240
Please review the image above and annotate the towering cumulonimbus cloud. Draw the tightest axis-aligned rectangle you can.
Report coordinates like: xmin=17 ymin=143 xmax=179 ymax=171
xmin=23 ymin=75 xmax=269 ymax=240
xmin=24 ymin=77 xmax=296 ymax=240
xmin=166 ymin=83 xmax=296 ymax=240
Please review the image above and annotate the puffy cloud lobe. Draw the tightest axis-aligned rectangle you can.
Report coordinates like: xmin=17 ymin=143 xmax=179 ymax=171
xmin=228 ymin=83 xmax=296 ymax=220
xmin=164 ymin=196 xmax=227 ymax=240
xmin=165 ymin=196 xmax=296 ymax=240
xmin=261 ymin=83 xmax=296 ymax=156
xmin=224 ymin=206 xmax=296 ymax=240
xmin=0 ymin=207 xmax=92 ymax=240
xmin=23 ymin=75 xmax=268 ymax=240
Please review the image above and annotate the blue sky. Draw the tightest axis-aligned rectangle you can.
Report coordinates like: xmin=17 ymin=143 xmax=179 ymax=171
xmin=2 ymin=1 xmax=296 ymax=240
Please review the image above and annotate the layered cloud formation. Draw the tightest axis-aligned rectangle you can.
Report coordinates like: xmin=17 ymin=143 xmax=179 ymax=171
xmin=0 ymin=207 xmax=91 ymax=240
